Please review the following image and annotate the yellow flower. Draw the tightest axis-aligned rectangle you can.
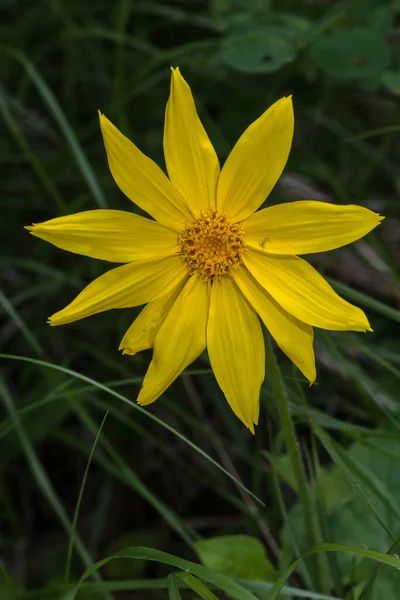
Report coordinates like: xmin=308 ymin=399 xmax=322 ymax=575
xmin=26 ymin=68 xmax=383 ymax=432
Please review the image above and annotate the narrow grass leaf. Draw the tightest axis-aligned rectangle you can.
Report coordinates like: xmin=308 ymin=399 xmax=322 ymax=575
xmin=2 ymin=46 xmax=107 ymax=208
xmin=0 ymin=91 xmax=64 ymax=210
xmin=313 ymin=423 xmax=398 ymax=536
xmin=267 ymin=543 xmax=400 ymax=600
xmin=168 ymin=573 xmax=182 ymax=600
xmin=177 ymin=572 xmax=219 ymax=600
xmin=0 ymin=377 xmax=107 ymax=594
xmin=19 ymin=578 xmax=346 ymax=599
xmin=328 ymin=278 xmax=400 ymax=323
xmin=64 ymin=546 xmax=259 ymax=600
xmin=71 ymin=400 xmax=197 ymax=548
xmin=0 ymin=354 xmax=263 ymax=505
xmin=65 ymin=411 xmax=109 ymax=582
xmin=265 ymin=335 xmax=325 ymax=591
xmin=0 ymin=288 xmax=45 ymax=358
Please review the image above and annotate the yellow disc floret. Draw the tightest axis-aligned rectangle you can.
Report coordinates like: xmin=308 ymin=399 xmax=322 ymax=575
xmin=179 ymin=209 xmax=244 ymax=280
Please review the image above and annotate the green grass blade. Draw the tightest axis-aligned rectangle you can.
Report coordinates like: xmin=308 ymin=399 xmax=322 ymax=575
xmin=265 ymin=335 xmax=327 ymax=591
xmin=2 ymin=46 xmax=107 ymax=208
xmin=16 ymin=578 xmax=347 ymax=599
xmin=313 ymin=423 xmax=398 ymax=537
xmin=177 ymin=572 xmax=219 ymax=600
xmin=0 ymin=354 xmax=263 ymax=505
xmin=167 ymin=573 xmax=182 ymax=600
xmin=267 ymin=543 xmax=400 ymax=600
xmin=0 ymin=91 xmax=65 ymax=210
xmin=64 ymin=546 xmax=259 ymax=600
xmin=327 ymin=278 xmax=400 ymax=323
xmin=70 ymin=400 xmax=197 ymax=548
xmin=0 ymin=288 xmax=45 ymax=358
xmin=64 ymin=411 xmax=109 ymax=582
xmin=0 ymin=377 xmax=107 ymax=593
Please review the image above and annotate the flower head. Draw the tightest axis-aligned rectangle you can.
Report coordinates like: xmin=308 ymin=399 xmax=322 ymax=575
xmin=26 ymin=68 xmax=383 ymax=432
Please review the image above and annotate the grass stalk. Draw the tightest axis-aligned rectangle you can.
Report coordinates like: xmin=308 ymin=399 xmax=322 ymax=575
xmin=265 ymin=335 xmax=329 ymax=593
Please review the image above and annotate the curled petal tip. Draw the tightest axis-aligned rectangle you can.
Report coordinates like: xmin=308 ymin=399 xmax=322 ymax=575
xmin=121 ymin=348 xmax=135 ymax=356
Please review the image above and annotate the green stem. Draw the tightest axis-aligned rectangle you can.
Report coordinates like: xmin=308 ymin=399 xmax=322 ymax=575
xmin=265 ymin=336 xmax=328 ymax=593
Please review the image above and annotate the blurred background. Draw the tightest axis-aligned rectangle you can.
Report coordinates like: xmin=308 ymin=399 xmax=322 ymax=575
xmin=1 ymin=0 xmax=400 ymax=598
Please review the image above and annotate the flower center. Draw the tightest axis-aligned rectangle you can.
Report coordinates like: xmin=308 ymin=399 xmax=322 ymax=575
xmin=178 ymin=209 xmax=244 ymax=281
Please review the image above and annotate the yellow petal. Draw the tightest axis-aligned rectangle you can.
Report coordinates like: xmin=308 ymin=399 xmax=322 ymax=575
xmin=217 ymin=97 xmax=293 ymax=221
xmin=26 ymin=210 xmax=179 ymax=263
xmin=233 ymin=266 xmax=315 ymax=384
xmin=99 ymin=113 xmax=191 ymax=229
xmin=245 ymin=201 xmax=383 ymax=255
xmin=137 ymin=276 xmax=209 ymax=405
xmin=244 ymin=249 xmax=371 ymax=332
xmin=49 ymin=255 xmax=187 ymax=326
xmin=207 ymin=276 xmax=265 ymax=432
xmin=164 ymin=68 xmax=220 ymax=214
xmin=119 ymin=278 xmax=186 ymax=355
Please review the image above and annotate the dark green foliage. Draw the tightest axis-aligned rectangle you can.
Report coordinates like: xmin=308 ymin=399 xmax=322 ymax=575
xmin=1 ymin=0 xmax=400 ymax=598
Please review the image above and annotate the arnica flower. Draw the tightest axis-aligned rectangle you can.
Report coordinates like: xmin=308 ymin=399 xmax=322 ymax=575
xmin=27 ymin=68 xmax=383 ymax=432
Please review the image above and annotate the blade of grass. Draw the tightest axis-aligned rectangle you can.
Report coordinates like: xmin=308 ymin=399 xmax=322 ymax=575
xmin=168 ymin=573 xmax=182 ymax=600
xmin=0 ymin=377 xmax=109 ymax=596
xmin=327 ymin=278 xmax=400 ymax=323
xmin=267 ymin=543 xmax=400 ymax=600
xmin=64 ymin=546 xmax=259 ymax=600
xmin=65 ymin=411 xmax=109 ymax=582
xmin=0 ymin=354 xmax=263 ymax=505
xmin=70 ymin=399 xmax=198 ymax=548
xmin=265 ymin=335 xmax=328 ymax=592
xmin=313 ymin=423 xmax=397 ymax=541
xmin=177 ymin=572 xmax=219 ymax=600
xmin=266 ymin=411 xmax=315 ymax=589
xmin=13 ymin=577 xmax=347 ymax=600
xmin=0 ymin=91 xmax=65 ymax=210
xmin=2 ymin=46 xmax=107 ymax=208
xmin=0 ymin=288 xmax=45 ymax=358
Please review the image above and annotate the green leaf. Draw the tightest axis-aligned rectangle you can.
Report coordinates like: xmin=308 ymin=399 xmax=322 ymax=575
xmin=220 ymin=26 xmax=297 ymax=73
xmin=310 ymin=28 xmax=390 ymax=80
xmin=382 ymin=72 xmax=400 ymax=95
xmin=195 ymin=535 xmax=276 ymax=582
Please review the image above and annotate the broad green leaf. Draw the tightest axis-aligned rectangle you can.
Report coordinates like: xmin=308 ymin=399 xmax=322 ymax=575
xmin=196 ymin=535 xmax=276 ymax=582
xmin=382 ymin=72 xmax=400 ymax=95
xmin=310 ymin=28 xmax=390 ymax=80
xmin=220 ymin=26 xmax=296 ymax=73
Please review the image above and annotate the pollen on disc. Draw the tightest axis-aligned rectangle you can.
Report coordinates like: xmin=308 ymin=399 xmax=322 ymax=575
xmin=178 ymin=209 xmax=244 ymax=280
